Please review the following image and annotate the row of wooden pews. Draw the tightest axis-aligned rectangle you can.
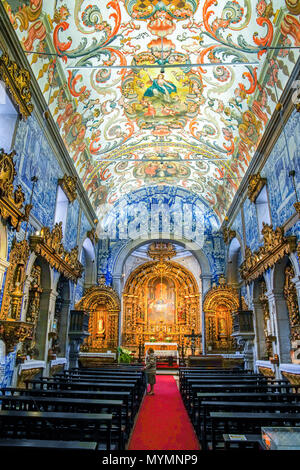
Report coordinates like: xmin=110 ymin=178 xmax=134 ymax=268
xmin=0 ymin=363 xmax=146 ymax=453
xmin=179 ymin=366 xmax=300 ymax=450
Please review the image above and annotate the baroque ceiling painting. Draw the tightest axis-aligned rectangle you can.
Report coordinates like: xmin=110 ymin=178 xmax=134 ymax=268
xmin=2 ymin=0 xmax=299 ymax=226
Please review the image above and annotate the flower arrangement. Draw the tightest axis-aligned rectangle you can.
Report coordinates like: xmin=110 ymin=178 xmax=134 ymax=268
xmin=117 ymin=346 xmax=133 ymax=363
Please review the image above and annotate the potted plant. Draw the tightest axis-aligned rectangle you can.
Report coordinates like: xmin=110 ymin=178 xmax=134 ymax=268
xmin=117 ymin=346 xmax=133 ymax=364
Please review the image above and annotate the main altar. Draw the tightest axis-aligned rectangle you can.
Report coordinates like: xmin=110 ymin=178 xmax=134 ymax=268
xmin=122 ymin=242 xmax=201 ymax=356
xmin=145 ymin=342 xmax=179 ymax=364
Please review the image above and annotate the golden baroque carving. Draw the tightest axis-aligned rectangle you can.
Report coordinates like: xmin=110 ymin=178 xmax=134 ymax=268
xmin=0 ymin=53 xmax=33 ymax=119
xmin=284 ymin=264 xmax=300 ymax=342
xmin=247 ymin=173 xmax=267 ymax=203
xmin=17 ymin=367 xmax=42 ymax=388
xmin=294 ymin=201 xmax=300 ymax=215
xmin=0 ymin=238 xmax=30 ymax=320
xmin=0 ymin=320 xmax=34 ymax=353
xmin=0 ymin=149 xmax=32 ymax=231
xmin=258 ymin=366 xmax=275 ymax=378
xmin=240 ymin=223 xmax=297 ymax=283
xmin=285 ymin=0 xmax=300 ymax=15
xmin=203 ymin=280 xmax=245 ymax=352
xmin=281 ymin=371 xmax=300 ymax=386
xmin=147 ymin=241 xmax=176 ymax=261
xmin=87 ymin=227 xmax=99 ymax=244
xmin=76 ymin=281 xmax=120 ymax=353
xmin=58 ymin=174 xmax=77 ymax=203
xmin=29 ymin=222 xmax=83 ymax=282
xmin=223 ymin=226 xmax=236 ymax=245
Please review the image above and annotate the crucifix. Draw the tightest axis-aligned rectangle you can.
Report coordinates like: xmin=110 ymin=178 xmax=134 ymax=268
xmin=184 ymin=329 xmax=202 ymax=356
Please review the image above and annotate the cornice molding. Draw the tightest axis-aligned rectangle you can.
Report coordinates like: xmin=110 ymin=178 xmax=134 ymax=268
xmin=0 ymin=3 xmax=97 ymax=229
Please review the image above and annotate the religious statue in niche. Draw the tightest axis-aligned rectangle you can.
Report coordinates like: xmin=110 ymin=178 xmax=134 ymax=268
xmin=26 ymin=265 xmax=43 ymax=323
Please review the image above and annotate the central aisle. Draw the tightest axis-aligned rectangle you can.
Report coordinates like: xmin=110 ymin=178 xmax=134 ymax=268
xmin=128 ymin=375 xmax=201 ymax=450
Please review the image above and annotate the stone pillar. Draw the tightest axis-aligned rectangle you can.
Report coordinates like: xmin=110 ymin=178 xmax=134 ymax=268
xmin=200 ymin=273 xmax=212 ymax=355
xmin=266 ymin=288 xmax=291 ymax=369
xmin=251 ymin=299 xmax=268 ymax=361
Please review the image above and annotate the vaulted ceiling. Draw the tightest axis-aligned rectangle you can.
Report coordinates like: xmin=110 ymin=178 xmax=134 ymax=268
xmin=2 ymin=0 xmax=299 ymax=223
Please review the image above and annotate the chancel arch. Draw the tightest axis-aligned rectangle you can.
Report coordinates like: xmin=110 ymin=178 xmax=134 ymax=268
xmin=75 ymin=276 xmax=120 ymax=353
xmin=122 ymin=242 xmax=201 ymax=355
xmin=203 ymin=277 xmax=245 ymax=354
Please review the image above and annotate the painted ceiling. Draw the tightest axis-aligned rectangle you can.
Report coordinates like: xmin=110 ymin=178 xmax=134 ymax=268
xmin=2 ymin=0 xmax=299 ymax=224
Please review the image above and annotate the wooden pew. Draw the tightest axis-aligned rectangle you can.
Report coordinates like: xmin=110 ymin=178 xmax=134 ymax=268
xmin=2 ymin=388 xmax=133 ymax=431
xmin=209 ymin=412 xmax=300 ymax=450
xmin=201 ymin=401 xmax=300 ymax=449
xmin=0 ymin=410 xmax=113 ymax=450
xmin=187 ymin=383 xmax=299 ymax=419
xmin=0 ymin=396 xmax=125 ymax=449
xmin=0 ymin=439 xmax=98 ymax=453
xmin=195 ymin=392 xmax=300 ymax=434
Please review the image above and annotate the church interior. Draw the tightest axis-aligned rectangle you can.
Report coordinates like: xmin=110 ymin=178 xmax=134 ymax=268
xmin=0 ymin=0 xmax=299 ymax=455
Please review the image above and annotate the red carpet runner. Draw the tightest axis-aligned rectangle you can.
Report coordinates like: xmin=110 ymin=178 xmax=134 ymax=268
xmin=128 ymin=375 xmax=200 ymax=450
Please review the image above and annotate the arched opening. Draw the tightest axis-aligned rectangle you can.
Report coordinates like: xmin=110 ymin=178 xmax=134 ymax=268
xmin=272 ymin=255 xmax=297 ymax=364
xmin=203 ymin=279 xmax=244 ymax=354
xmin=227 ymin=237 xmax=242 ymax=288
xmin=80 ymin=237 xmax=96 ymax=288
xmin=52 ymin=275 xmax=71 ymax=358
xmin=252 ymin=276 xmax=272 ymax=361
xmin=75 ymin=278 xmax=121 ymax=354
xmin=122 ymin=248 xmax=201 ymax=356
xmin=24 ymin=257 xmax=51 ymax=361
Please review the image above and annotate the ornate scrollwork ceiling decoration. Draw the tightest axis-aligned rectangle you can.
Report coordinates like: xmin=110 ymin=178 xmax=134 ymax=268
xmin=240 ymin=223 xmax=297 ymax=283
xmin=0 ymin=149 xmax=32 ymax=231
xmin=29 ymin=222 xmax=83 ymax=282
xmin=0 ymin=52 xmax=33 ymax=119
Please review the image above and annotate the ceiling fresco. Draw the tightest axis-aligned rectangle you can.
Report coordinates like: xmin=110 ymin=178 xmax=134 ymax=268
xmin=2 ymin=0 xmax=299 ymax=224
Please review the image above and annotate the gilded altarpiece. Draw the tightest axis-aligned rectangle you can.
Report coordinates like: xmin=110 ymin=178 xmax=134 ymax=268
xmin=203 ymin=279 xmax=245 ymax=352
xmin=283 ymin=263 xmax=300 ymax=362
xmin=75 ymin=277 xmax=120 ymax=352
xmin=122 ymin=247 xmax=200 ymax=353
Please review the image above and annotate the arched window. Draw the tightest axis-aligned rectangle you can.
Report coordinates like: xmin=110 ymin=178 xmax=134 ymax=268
xmin=255 ymin=185 xmax=271 ymax=239
xmin=0 ymin=80 xmax=18 ymax=153
xmin=54 ymin=185 xmax=69 ymax=236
